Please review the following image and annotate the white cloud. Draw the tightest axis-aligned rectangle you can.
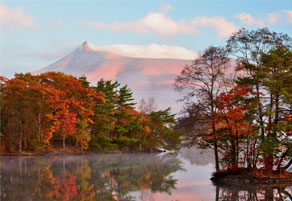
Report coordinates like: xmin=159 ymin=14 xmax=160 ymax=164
xmin=94 ymin=43 xmax=198 ymax=60
xmin=192 ymin=16 xmax=238 ymax=38
xmin=235 ymin=12 xmax=282 ymax=26
xmin=283 ymin=10 xmax=292 ymax=23
xmin=267 ymin=12 xmax=282 ymax=24
xmin=84 ymin=12 xmax=238 ymax=37
xmin=83 ymin=10 xmax=198 ymax=35
xmin=235 ymin=13 xmax=263 ymax=26
xmin=0 ymin=3 xmax=35 ymax=28
xmin=83 ymin=5 xmax=292 ymax=38
xmin=160 ymin=3 xmax=173 ymax=14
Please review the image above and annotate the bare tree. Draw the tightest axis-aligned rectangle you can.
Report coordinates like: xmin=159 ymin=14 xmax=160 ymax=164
xmin=138 ymin=97 xmax=157 ymax=114
xmin=175 ymin=46 xmax=231 ymax=171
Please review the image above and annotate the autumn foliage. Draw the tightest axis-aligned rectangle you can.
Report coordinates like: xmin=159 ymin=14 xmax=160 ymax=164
xmin=0 ymin=72 xmax=181 ymax=152
xmin=176 ymin=28 xmax=292 ymax=174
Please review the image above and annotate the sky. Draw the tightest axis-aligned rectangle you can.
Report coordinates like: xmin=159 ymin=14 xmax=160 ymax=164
xmin=1 ymin=0 xmax=292 ymax=77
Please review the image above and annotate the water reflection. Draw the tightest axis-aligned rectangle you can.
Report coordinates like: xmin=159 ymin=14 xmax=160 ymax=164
xmin=1 ymin=153 xmax=183 ymax=201
xmin=1 ymin=152 xmax=292 ymax=201
xmin=215 ymin=185 xmax=292 ymax=201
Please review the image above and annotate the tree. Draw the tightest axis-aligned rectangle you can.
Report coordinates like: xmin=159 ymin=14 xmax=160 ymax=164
xmin=259 ymin=44 xmax=292 ymax=172
xmin=227 ymin=28 xmax=292 ymax=144
xmin=38 ymin=72 xmax=103 ymax=150
xmin=213 ymin=85 xmax=257 ymax=168
xmin=91 ymin=79 xmax=120 ymax=139
xmin=175 ymin=46 xmax=231 ymax=171
xmin=1 ymin=75 xmax=62 ymax=151
xmin=227 ymin=28 xmax=292 ymax=172
xmin=59 ymin=111 xmax=77 ymax=149
xmin=114 ymin=84 xmax=137 ymax=138
xmin=138 ymin=97 xmax=157 ymax=114
xmin=148 ymin=108 xmax=182 ymax=151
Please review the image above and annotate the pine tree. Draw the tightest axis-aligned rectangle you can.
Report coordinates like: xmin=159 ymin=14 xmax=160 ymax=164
xmin=114 ymin=85 xmax=137 ymax=138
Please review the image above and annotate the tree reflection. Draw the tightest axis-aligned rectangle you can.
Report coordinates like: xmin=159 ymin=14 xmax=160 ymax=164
xmin=1 ymin=154 xmax=183 ymax=201
xmin=215 ymin=184 xmax=292 ymax=201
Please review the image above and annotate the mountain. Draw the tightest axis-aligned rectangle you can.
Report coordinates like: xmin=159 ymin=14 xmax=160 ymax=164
xmin=35 ymin=41 xmax=193 ymax=113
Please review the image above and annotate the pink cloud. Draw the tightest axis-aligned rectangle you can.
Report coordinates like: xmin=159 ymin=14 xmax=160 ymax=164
xmin=133 ymin=81 xmax=152 ymax=87
xmin=82 ymin=4 xmax=198 ymax=35
xmin=192 ymin=16 xmax=238 ymax=38
xmin=0 ymin=3 xmax=35 ymax=28
xmin=157 ymin=80 xmax=174 ymax=85
xmin=83 ymin=12 xmax=198 ymax=35
xmin=283 ymin=10 xmax=292 ymax=23
xmin=235 ymin=12 xmax=282 ymax=26
xmin=96 ymin=43 xmax=197 ymax=60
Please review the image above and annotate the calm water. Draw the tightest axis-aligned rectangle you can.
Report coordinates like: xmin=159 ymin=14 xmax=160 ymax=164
xmin=1 ymin=147 xmax=292 ymax=201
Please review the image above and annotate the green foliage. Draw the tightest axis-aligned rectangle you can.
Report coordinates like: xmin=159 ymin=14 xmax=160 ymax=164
xmin=89 ymin=134 xmax=118 ymax=151
xmin=176 ymin=28 xmax=292 ymax=172
xmin=113 ymin=136 xmax=131 ymax=149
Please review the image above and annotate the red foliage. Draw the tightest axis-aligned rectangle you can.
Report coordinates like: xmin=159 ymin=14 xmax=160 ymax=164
xmin=59 ymin=174 xmax=78 ymax=201
xmin=213 ymin=85 xmax=252 ymax=137
xmin=59 ymin=112 xmax=77 ymax=137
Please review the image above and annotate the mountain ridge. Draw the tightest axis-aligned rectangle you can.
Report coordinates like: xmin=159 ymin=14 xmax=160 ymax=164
xmin=34 ymin=41 xmax=193 ymax=113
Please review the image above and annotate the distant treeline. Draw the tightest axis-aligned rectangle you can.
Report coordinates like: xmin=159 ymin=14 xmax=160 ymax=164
xmin=0 ymin=72 xmax=181 ymax=152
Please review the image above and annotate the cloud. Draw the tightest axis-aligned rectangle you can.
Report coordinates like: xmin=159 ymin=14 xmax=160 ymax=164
xmin=192 ymin=16 xmax=238 ymax=38
xmin=134 ymin=81 xmax=152 ymax=87
xmin=235 ymin=13 xmax=263 ymax=26
xmin=283 ymin=10 xmax=292 ymax=23
xmin=160 ymin=3 xmax=173 ymax=14
xmin=267 ymin=12 xmax=282 ymax=24
xmin=0 ymin=3 xmax=35 ymax=28
xmin=95 ymin=43 xmax=198 ymax=60
xmin=81 ymin=4 xmax=239 ymax=37
xmin=83 ymin=8 xmax=198 ymax=35
xmin=157 ymin=80 xmax=174 ymax=85
xmin=82 ymin=5 xmax=292 ymax=37
xmin=235 ymin=12 xmax=282 ymax=26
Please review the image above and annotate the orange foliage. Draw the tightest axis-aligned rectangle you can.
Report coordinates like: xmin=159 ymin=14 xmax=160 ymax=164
xmin=213 ymin=85 xmax=252 ymax=137
xmin=59 ymin=174 xmax=78 ymax=201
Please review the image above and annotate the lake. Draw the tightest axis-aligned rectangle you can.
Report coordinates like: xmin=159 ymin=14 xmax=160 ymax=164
xmin=1 ymin=146 xmax=292 ymax=201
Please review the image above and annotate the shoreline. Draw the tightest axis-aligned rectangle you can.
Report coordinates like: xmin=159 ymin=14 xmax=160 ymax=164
xmin=211 ymin=174 xmax=292 ymax=185
xmin=211 ymin=168 xmax=292 ymax=185
xmin=0 ymin=149 xmax=166 ymax=157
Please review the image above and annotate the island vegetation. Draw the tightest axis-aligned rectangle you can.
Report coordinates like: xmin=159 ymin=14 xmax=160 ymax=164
xmin=175 ymin=28 xmax=292 ymax=183
xmin=0 ymin=72 xmax=181 ymax=153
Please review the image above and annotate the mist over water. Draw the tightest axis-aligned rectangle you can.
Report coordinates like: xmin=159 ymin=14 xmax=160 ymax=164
xmin=1 ymin=147 xmax=291 ymax=201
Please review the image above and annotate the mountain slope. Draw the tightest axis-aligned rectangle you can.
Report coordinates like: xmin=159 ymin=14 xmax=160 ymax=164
xmin=35 ymin=41 xmax=193 ymax=113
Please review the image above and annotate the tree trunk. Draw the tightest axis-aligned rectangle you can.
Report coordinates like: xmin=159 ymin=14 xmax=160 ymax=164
xmin=18 ymin=139 xmax=22 ymax=153
xmin=24 ymin=136 xmax=27 ymax=149
xmin=63 ymin=136 xmax=66 ymax=149
xmin=214 ymin=140 xmax=219 ymax=171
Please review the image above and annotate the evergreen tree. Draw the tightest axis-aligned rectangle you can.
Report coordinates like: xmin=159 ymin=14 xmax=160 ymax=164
xmin=114 ymin=85 xmax=137 ymax=138
xmin=89 ymin=79 xmax=120 ymax=149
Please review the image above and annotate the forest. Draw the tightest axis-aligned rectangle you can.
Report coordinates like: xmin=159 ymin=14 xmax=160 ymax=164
xmin=175 ymin=28 xmax=292 ymax=176
xmin=0 ymin=72 xmax=181 ymax=153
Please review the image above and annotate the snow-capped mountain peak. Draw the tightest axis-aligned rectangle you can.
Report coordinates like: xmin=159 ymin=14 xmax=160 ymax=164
xmin=74 ymin=41 xmax=96 ymax=53
xmin=34 ymin=41 xmax=193 ymax=112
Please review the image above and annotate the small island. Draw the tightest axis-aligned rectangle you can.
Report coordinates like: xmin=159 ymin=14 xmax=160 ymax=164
xmin=175 ymin=27 xmax=292 ymax=185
